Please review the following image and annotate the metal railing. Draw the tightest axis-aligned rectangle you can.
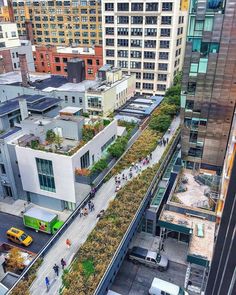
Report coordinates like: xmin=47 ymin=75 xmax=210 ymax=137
xmin=94 ymin=130 xmax=181 ymax=295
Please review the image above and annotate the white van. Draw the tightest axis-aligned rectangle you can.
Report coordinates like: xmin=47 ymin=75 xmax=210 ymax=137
xmin=149 ymin=278 xmax=189 ymax=295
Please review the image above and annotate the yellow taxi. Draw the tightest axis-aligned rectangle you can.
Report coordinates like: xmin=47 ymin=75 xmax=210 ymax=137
xmin=6 ymin=227 xmax=33 ymax=246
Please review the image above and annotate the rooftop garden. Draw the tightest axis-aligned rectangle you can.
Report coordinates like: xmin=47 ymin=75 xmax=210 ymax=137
xmin=24 ymin=118 xmax=112 ymax=156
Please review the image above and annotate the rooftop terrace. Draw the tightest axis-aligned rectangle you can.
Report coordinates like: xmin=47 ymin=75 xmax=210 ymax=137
xmin=159 ymin=208 xmax=215 ymax=263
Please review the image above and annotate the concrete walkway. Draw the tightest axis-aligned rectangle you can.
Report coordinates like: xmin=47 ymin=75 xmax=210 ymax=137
xmin=29 ymin=117 xmax=180 ymax=295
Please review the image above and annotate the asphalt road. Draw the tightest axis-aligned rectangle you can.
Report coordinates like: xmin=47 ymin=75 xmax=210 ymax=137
xmin=111 ymin=258 xmax=187 ymax=295
xmin=0 ymin=212 xmax=51 ymax=253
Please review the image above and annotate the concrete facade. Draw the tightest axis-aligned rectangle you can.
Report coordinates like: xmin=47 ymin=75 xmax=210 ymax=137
xmin=102 ymin=0 xmax=188 ymax=96
xmin=11 ymin=0 xmax=102 ymax=47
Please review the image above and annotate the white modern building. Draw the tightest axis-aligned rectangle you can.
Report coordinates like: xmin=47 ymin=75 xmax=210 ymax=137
xmin=0 ymin=98 xmax=118 ymax=211
xmin=102 ymin=0 xmax=188 ymax=96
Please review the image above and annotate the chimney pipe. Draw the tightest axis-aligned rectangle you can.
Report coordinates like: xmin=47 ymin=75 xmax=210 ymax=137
xmin=19 ymin=98 xmax=29 ymax=121
xmin=18 ymin=53 xmax=29 ymax=87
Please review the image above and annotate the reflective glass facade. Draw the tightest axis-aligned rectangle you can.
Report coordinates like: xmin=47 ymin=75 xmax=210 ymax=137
xmin=181 ymin=0 xmax=236 ymax=171
xmin=36 ymin=158 xmax=56 ymax=192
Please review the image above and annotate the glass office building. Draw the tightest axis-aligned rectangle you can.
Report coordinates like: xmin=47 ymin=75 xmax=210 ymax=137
xmin=181 ymin=0 xmax=236 ymax=172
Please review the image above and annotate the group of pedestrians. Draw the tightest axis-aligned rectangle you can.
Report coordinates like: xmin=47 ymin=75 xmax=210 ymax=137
xmin=79 ymin=200 xmax=95 ymax=217
xmin=114 ymin=153 xmax=153 ymax=192
xmin=45 ymin=258 xmax=67 ymax=291
xmin=158 ymin=136 xmax=169 ymax=147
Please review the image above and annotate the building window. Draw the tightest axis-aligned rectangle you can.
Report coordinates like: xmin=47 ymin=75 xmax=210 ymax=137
xmin=105 ymin=16 xmax=114 ymax=24
xmin=143 ymin=83 xmax=154 ymax=90
xmin=72 ymin=96 xmax=75 ymax=103
xmin=146 ymin=2 xmax=158 ymax=11
xmin=118 ymin=16 xmax=129 ymax=24
xmin=55 ymin=57 xmax=60 ymax=63
xmin=36 ymin=158 xmax=55 ymax=192
xmin=143 ymin=73 xmax=154 ymax=80
xmin=105 ymin=3 xmax=114 ymax=11
xmin=106 ymin=49 xmax=115 ymax=57
xmin=101 ymin=135 xmax=116 ymax=152
xmin=159 ymin=52 xmax=169 ymax=60
xmin=161 ymin=16 xmax=172 ymax=25
xmin=144 ymin=62 xmax=155 ymax=70
xmin=117 ymin=3 xmax=129 ymax=11
xmin=158 ymin=74 xmax=167 ymax=81
xmin=144 ymin=51 xmax=155 ymax=59
xmin=118 ymin=39 xmax=129 ymax=47
xmin=160 ymin=28 xmax=171 ymax=37
xmin=162 ymin=2 xmax=173 ymax=11
xmin=160 ymin=40 xmax=170 ymax=48
xmin=65 ymin=95 xmax=68 ymax=102
xmin=145 ymin=16 xmax=157 ymax=25
xmin=56 ymin=66 xmax=61 ymax=71
xmin=157 ymin=84 xmax=166 ymax=91
xmin=0 ymin=164 xmax=6 ymax=174
xmin=80 ymin=151 xmax=90 ymax=169
xmin=88 ymin=68 xmax=93 ymax=74
xmin=106 ymin=39 xmax=114 ymax=46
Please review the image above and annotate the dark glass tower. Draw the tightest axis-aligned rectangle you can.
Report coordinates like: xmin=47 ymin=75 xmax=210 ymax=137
xmin=181 ymin=0 xmax=236 ymax=171
xmin=205 ymin=140 xmax=236 ymax=295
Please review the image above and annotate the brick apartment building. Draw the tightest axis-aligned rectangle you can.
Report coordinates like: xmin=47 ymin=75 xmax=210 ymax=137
xmin=33 ymin=45 xmax=103 ymax=80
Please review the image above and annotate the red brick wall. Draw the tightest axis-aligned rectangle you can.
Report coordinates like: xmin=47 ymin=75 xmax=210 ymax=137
xmin=0 ymin=49 xmax=13 ymax=74
xmin=33 ymin=45 xmax=103 ymax=80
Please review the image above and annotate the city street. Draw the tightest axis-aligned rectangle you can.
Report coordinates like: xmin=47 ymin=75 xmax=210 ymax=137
xmin=0 ymin=212 xmax=51 ymax=253
xmin=111 ymin=259 xmax=187 ymax=295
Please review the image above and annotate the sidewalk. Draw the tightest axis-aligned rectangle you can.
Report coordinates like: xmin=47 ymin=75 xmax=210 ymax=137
xmin=30 ymin=117 xmax=180 ymax=295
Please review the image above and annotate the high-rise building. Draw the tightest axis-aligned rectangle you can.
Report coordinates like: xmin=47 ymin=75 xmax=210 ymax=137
xmin=10 ymin=0 xmax=102 ymax=47
xmin=205 ymin=111 xmax=236 ymax=295
xmin=181 ymin=0 xmax=236 ymax=172
xmin=102 ymin=0 xmax=188 ymax=96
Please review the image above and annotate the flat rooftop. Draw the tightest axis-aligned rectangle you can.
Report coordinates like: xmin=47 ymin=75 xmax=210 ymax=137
xmin=159 ymin=209 xmax=215 ymax=262
xmin=0 ymin=71 xmax=50 ymax=85
xmin=0 ymin=72 xmax=99 ymax=92
xmin=32 ymin=45 xmax=95 ymax=55
xmin=0 ymin=95 xmax=61 ymax=117
xmin=173 ymin=169 xmax=219 ymax=209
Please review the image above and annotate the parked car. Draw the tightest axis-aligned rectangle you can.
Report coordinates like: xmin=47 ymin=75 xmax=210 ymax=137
xmin=129 ymin=246 xmax=168 ymax=271
xmin=149 ymin=278 xmax=189 ymax=295
xmin=6 ymin=227 xmax=33 ymax=247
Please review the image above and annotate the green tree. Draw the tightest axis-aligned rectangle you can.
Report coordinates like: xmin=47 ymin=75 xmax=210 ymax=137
xmin=6 ymin=248 xmax=24 ymax=272
xmin=173 ymin=71 xmax=182 ymax=85
xmin=54 ymin=134 xmax=63 ymax=148
xmin=149 ymin=114 xmax=171 ymax=132
xmin=165 ymin=95 xmax=180 ymax=107
xmin=165 ymin=84 xmax=181 ymax=98
xmin=161 ymin=103 xmax=178 ymax=116
xmin=46 ymin=129 xmax=56 ymax=144
xmin=108 ymin=136 xmax=128 ymax=158
xmin=91 ymin=158 xmax=108 ymax=173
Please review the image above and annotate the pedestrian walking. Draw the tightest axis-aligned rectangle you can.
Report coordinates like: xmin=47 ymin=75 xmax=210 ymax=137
xmin=122 ymin=173 xmax=125 ymax=180
xmin=166 ymin=137 xmax=169 ymax=144
xmin=53 ymin=264 xmax=59 ymax=276
xmin=88 ymin=200 xmax=91 ymax=210
xmin=79 ymin=208 xmax=83 ymax=217
xmin=45 ymin=276 xmax=50 ymax=291
xmin=83 ymin=207 xmax=88 ymax=216
xmin=163 ymin=139 xmax=166 ymax=146
xmin=168 ymin=128 xmax=171 ymax=134
xmin=61 ymin=258 xmax=66 ymax=270
xmin=91 ymin=202 xmax=95 ymax=211
xmin=66 ymin=238 xmax=71 ymax=249
xmin=150 ymin=153 xmax=152 ymax=160
xmin=160 ymin=243 xmax=165 ymax=252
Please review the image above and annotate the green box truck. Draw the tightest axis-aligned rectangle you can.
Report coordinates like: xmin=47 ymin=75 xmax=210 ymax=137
xmin=23 ymin=207 xmax=64 ymax=234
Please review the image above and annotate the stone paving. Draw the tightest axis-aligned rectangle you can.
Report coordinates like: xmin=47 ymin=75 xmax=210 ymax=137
xmin=29 ymin=117 xmax=180 ymax=295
